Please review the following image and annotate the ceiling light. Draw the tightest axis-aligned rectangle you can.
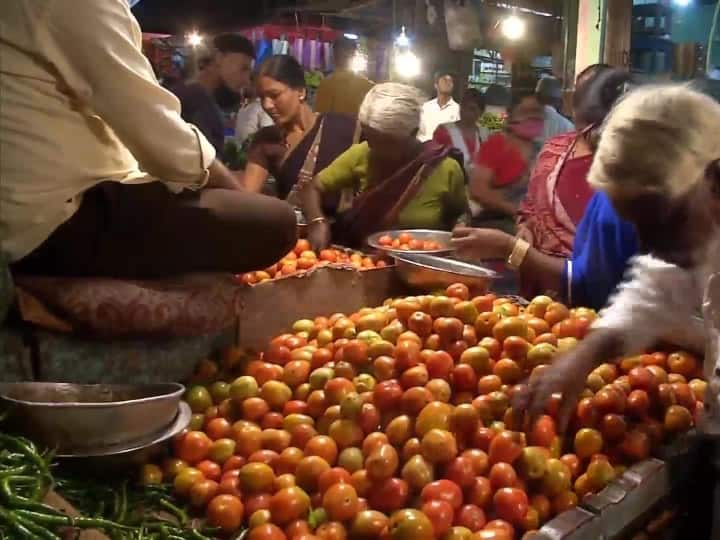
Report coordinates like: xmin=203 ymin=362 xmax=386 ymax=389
xmin=500 ymin=15 xmax=526 ymax=40
xmin=187 ymin=31 xmax=203 ymax=47
xmin=395 ymin=50 xmax=421 ymax=79
xmin=344 ymin=33 xmax=359 ymax=40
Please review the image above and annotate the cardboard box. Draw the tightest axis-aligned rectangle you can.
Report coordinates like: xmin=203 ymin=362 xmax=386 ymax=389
xmin=236 ymin=265 xmax=405 ymax=351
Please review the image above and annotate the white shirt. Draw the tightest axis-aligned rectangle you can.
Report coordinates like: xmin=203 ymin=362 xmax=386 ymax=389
xmin=593 ymin=248 xmax=720 ymax=433
xmin=417 ymin=97 xmax=460 ymax=142
xmin=235 ymin=99 xmax=274 ymax=145
xmin=0 ymin=0 xmax=215 ymax=261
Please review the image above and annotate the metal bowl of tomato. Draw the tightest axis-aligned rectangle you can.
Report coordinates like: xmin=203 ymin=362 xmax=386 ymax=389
xmin=393 ymin=252 xmax=499 ymax=293
xmin=366 ymin=229 xmax=455 ymax=256
xmin=0 ymin=382 xmax=185 ymax=455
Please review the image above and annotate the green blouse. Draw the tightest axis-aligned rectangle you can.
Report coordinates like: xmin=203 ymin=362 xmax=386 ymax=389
xmin=316 ymin=142 xmax=468 ymax=231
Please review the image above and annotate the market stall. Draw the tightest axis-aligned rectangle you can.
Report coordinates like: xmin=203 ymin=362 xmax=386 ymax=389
xmin=0 ymin=231 xmax=705 ymax=539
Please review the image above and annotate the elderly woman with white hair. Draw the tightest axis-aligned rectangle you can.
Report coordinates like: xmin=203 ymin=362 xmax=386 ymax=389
xmin=514 ymin=84 xmax=720 ymax=537
xmin=301 ymin=82 xmax=468 ymax=248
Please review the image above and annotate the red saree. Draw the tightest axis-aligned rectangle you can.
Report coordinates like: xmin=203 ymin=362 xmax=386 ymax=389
xmin=517 ymin=132 xmax=594 ymax=258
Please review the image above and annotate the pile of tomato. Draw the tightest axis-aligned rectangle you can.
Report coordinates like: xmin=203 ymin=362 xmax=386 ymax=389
xmin=237 ymin=240 xmax=387 ymax=285
xmin=377 ymin=233 xmax=444 ymax=252
xmin=157 ymin=286 xmax=705 ymax=539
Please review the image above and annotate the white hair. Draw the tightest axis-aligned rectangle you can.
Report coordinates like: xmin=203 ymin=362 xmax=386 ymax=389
xmin=358 ymin=82 xmax=427 ymax=137
xmin=590 ymin=84 xmax=720 ymax=201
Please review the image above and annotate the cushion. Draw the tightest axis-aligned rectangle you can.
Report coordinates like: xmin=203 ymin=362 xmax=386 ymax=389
xmin=13 ymin=273 xmax=242 ymax=339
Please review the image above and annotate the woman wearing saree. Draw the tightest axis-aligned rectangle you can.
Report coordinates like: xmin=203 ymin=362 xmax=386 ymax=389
xmin=452 ymin=68 xmax=636 ymax=306
xmin=243 ymin=55 xmax=359 ymax=214
xmin=300 ymin=83 xmax=469 ymax=249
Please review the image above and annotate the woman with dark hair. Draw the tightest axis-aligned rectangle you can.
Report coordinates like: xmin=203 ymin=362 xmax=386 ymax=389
xmin=517 ymin=66 xmax=630 ymax=258
xmin=452 ymin=67 xmax=638 ymax=307
xmin=243 ymin=55 xmax=359 ymax=214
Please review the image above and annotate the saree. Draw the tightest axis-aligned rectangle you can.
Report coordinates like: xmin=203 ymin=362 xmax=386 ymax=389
xmin=331 ymin=142 xmax=462 ymax=247
xmin=250 ymin=113 xmax=359 ymax=214
xmin=517 ymin=132 xmax=593 ymax=258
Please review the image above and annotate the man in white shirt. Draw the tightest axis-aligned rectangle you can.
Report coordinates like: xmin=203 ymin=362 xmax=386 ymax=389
xmin=515 ymin=85 xmax=720 ymax=538
xmin=417 ymin=71 xmax=460 ymax=142
xmin=1 ymin=0 xmax=296 ymax=278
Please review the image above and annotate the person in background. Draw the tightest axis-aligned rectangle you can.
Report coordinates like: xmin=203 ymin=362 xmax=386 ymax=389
xmin=417 ymin=71 xmax=460 ymax=142
xmin=170 ymin=34 xmax=254 ymax=159
xmin=452 ymin=68 xmax=637 ymax=307
xmin=243 ymin=55 xmax=359 ymax=214
xmin=518 ymin=67 xmax=629 ymax=258
xmin=433 ymin=89 xmax=488 ymax=219
xmin=468 ymin=96 xmax=544 ymax=233
xmin=314 ymin=37 xmax=374 ymax=116
xmin=235 ymin=83 xmax=273 ymax=146
xmin=2 ymin=0 xmax=296 ymax=279
xmin=535 ymin=76 xmax=574 ymax=142
xmin=300 ymin=83 xmax=468 ymax=249
xmin=514 ymin=84 xmax=720 ymax=540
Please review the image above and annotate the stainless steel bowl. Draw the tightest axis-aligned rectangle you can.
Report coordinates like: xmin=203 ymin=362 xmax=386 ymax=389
xmin=366 ymin=229 xmax=455 ymax=256
xmin=393 ymin=252 xmax=499 ymax=292
xmin=0 ymin=382 xmax=184 ymax=454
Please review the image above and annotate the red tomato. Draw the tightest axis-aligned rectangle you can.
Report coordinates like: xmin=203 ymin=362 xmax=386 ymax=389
xmin=422 ymin=500 xmax=454 ymax=537
xmin=196 ymin=460 xmax=222 ymax=482
xmin=217 ymin=474 xmax=242 ymax=498
xmin=455 ymin=504 xmax=487 ymax=532
xmin=488 ymin=431 xmax=524 ymax=465
xmin=176 ymin=431 xmax=212 ymax=464
xmin=529 ymin=415 xmax=557 ymax=448
xmin=466 ymin=477 xmax=492 ymax=509
xmin=373 ymin=380 xmax=404 ymax=411
xmin=207 ymin=494 xmax=244 ymax=533
xmin=444 ymin=456 xmax=476 ymax=489
xmin=248 ymin=523 xmax=287 ymax=540
xmin=493 ymin=488 xmax=529 ymax=526
xmin=421 ymin=480 xmax=463 ymax=510
xmin=367 ymin=478 xmax=409 ymax=513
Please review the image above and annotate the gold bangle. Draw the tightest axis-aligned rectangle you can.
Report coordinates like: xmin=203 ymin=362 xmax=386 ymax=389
xmin=507 ymin=237 xmax=530 ymax=271
xmin=309 ymin=217 xmax=327 ymax=225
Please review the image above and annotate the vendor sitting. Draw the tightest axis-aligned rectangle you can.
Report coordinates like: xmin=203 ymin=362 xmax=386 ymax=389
xmin=2 ymin=0 xmax=297 ymax=279
xmin=301 ymin=82 xmax=469 ymax=249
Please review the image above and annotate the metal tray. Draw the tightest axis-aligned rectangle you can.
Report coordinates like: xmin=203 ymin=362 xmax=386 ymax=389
xmin=393 ymin=252 xmax=499 ymax=292
xmin=366 ymin=229 xmax=454 ymax=256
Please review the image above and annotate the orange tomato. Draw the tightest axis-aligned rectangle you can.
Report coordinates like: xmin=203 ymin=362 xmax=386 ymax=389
xmin=207 ymin=494 xmax=244 ymax=533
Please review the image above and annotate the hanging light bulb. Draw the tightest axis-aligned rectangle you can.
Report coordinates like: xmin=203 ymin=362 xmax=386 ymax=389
xmin=187 ymin=30 xmax=203 ymax=47
xmin=395 ymin=50 xmax=421 ymax=79
xmin=500 ymin=15 xmax=526 ymax=40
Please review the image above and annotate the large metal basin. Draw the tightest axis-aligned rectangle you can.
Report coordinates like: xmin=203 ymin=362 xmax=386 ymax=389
xmin=0 ymin=382 xmax=184 ymax=453
xmin=393 ymin=252 xmax=499 ymax=292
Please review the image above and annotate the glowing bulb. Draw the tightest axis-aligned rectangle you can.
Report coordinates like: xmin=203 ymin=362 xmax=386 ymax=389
xmin=395 ymin=26 xmax=410 ymax=47
xmin=673 ymin=0 xmax=690 ymax=6
xmin=350 ymin=51 xmax=368 ymax=73
xmin=187 ymin=31 xmax=203 ymax=47
xmin=395 ymin=50 xmax=421 ymax=79
xmin=500 ymin=15 xmax=526 ymax=40
xmin=344 ymin=33 xmax=359 ymax=40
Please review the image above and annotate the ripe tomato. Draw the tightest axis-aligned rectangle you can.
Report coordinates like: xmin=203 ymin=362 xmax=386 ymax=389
xmin=529 ymin=415 xmax=556 ymax=448
xmin=422 ymin=500 xmax=454 ymax=537
xmin=493 ymin=488 xmax=529 ymax=526
xmin=318 ymin=467 xmax=353 ymax=493
xmin=368 ymin=477 xmax=409 ymax=513
xmin=176 ymin=431 xmax=211 ymax=464
xmin=305 ymin=436 xmax=339 ymax=466
xmin=207 ymin=494 xmax=244 ymax=533
xmin=488 ymin=431 xmax=524 ymax=465
xmin=444 ymin=456 xmax=476 ymax=489
xmin=140 ymin=464 xmax=163 ymax=486
xmin=421 ymin=479 xmax=463 ymax=510
xmin=247 ymin=523 xmax=287 ymax=540
xmin=323 ymin=482 xmax=359 ymax=522
xmin=488 ymin=463 xmax=518 ymax=490
xmin=195 ymin=460 xmax=222 ymax=482
xmin=205 ymin=418 xmax=233 ymax=441
xmin=189 ymin=479 xmax=219 ymax=508
xmin=373 ymin=380 xmax=404 ymax=411
xmin=218 ymin=474 xmax=242 ymax=497
xmin=467 ymin=477 xmax=492 ymax=509
xmin=455 ymin=504 xmax=487 ymax=532
xmin=269 ymin=486 xmax=311 ymax=525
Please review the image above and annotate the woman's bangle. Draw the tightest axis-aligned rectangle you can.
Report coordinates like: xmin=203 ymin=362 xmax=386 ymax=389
xmin=309 ymin=217 xmax=327 ymax=225
xmin=506 ymin=237 xmax=530 ymax=271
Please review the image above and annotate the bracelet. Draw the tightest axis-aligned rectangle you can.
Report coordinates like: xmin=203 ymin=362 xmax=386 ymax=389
xmin=506 ymin=237 xmax=530 ymax=271
xmin=309 ymin=217 xmax=327 ymax=225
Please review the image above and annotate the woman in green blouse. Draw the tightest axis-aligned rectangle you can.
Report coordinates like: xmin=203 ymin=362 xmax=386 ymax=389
xmin=300 ymin=82 xmax=469 ymax=249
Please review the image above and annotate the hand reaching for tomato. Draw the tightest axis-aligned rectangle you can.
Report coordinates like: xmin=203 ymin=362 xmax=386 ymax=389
xmin=451 ymin=227 xmax=515 ymax=261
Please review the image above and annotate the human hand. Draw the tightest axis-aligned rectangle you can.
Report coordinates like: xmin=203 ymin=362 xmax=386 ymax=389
xmin=451 ymin=226 xmax=514 ymax=261
xmin=307 ymin=221 xmax=331 ymax=251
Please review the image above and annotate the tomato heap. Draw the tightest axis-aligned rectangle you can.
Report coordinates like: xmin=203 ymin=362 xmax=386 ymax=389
xmin=166 ymin=286 xmax=704 ymax=540
xmin=237 ymin=240 xmax=386 ymax=285
xmin=377 ymin=233 xmax=444 ymax=252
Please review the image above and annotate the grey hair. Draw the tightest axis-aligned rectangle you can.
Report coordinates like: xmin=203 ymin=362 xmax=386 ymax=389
xmin=590 ymin=84 xmax=720 ymax=200
xmin=358 ymin=82 xmax=427 ymax=137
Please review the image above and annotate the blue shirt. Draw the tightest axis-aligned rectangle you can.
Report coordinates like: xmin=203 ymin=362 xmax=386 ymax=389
xmin=563 ymin=191 xmax=640 ymax=309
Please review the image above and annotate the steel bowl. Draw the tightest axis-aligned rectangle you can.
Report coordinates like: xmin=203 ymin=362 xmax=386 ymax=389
xmin=366 ymin=229 xmax=455 ymax=256
xmin=0 ymin=382 xmax=184 ymax=454
xmin=393 ymin=252 xmax=499 ymax=292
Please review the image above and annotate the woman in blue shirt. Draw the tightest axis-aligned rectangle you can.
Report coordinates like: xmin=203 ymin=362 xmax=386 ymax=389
xmin=453 ymin=190 xmax=638 ymax=309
